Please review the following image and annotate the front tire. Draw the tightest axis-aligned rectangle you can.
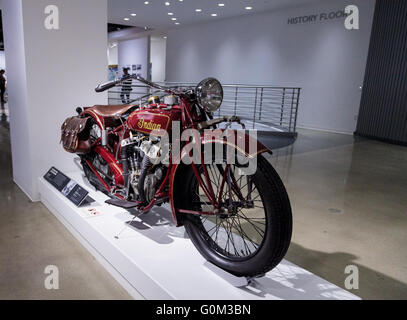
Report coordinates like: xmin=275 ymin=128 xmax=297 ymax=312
xmin=182 ymin=155 xmax=292 ymax=277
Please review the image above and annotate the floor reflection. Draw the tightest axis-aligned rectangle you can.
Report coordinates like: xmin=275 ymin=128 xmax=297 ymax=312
xmin=0 ymin=102 xmax=9 ymax=128
xmin=269 ymin=128 xmax=407 ymax=299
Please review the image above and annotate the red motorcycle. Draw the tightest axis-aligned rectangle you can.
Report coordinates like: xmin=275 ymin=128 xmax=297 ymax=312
xmin=61 ymin=75 xmax=292 ymax=277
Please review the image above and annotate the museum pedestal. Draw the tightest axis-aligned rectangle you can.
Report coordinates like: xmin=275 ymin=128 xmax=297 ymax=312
xmin=38 ymin=170 xmax=360 ymax=300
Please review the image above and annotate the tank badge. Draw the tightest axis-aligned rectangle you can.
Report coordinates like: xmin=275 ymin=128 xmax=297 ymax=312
xmin=137 ymin=118 xmax=162 ymax=131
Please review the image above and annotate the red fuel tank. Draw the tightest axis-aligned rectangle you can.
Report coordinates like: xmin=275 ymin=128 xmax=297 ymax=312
xmin=127 ymin=106 xmax=181 ymax=135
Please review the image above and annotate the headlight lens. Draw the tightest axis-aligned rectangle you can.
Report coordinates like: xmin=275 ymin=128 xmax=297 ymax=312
xmin=195 ymin=78 xmax=223 ymax=113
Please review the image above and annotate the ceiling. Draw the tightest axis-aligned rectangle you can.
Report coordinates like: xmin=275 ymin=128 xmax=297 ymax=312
xmin=108 ymin=0 xmax=319 ymax=30
xmin=107 ymin=23 xmax=133 ymax=33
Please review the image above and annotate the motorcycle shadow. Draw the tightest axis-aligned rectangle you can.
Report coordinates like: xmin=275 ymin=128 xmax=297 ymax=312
xmin=75 ymin=169 xmax=189 ymax=245
xmin=240 ymin=264 xmax=354 ymax=300
xmin=239 ymin=245 xmax=360 ymax=300
xmin=120 ymin=206 xmax=189 ymax=245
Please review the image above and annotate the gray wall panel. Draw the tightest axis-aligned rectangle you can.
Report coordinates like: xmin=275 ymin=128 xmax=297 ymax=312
xmin=356 ymin=0 xmax=407 ymax=145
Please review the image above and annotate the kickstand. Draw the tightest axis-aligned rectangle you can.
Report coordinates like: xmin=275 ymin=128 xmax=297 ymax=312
xmin=114 ymin=212 xmax=140 ymax=240
xmin=246 ymin=273 xmax=266 ymax=285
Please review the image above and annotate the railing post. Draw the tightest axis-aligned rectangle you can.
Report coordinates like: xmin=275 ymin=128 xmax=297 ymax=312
xmin=281 ymin=88 xmax=286 ymax=126
xmin=259 ymin=88 xmax=264 ymax=121
xmin=252 ymin=88 xmax=258 ymax=129
xmin=234 ymin=87 xmax=238 ymax=116
xmin=293 ymin=88 xmax=301 ymax=132
xmin=289 ymin=88 xmax=295 ymax=132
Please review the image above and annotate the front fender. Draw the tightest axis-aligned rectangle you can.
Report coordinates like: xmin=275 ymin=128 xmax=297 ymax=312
xmin=169 ymin=130 xmax=271 ymax=226
xmin=200 ymin=129 xmax=270 ymax=158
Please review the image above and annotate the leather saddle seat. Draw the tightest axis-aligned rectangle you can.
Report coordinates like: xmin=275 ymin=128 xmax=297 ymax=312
xmin=89 ymin=104 xmax=138 ymax=118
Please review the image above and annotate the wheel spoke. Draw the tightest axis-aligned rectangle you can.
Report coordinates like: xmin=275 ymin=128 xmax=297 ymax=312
xmin=224 ymin=218 xmax=240 ymax=257
xmin=230 ymin=217 xmax=254 ymax=255
xmin=237 ymin=210 xmax=266 ymax=238
xmin=195 ymin=162 xmax=267 ymax=259
xmin=233 ymin=215 xmax=260 ymax=251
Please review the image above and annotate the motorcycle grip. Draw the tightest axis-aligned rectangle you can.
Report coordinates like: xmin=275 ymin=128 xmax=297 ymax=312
xmin=95 ymin=80 xmax=118 ymax=93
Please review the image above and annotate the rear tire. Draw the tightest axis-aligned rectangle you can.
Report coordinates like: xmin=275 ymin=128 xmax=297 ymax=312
xmin=182 ymin=155 xmax=292 ymax=277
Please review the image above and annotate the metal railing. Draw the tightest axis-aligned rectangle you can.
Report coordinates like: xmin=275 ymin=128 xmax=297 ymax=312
xmin=107 ymin=82 xmax=301 ymax=133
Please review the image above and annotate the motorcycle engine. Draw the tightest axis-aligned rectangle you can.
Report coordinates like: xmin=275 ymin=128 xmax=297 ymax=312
xmin=121 ymin=133 xmax=168 ymax=204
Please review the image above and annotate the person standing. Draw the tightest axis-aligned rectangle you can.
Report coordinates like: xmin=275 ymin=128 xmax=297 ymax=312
xmin=120 ymin=67 xmax=133 ymax=104
xmin=0 ymin=70 xmax=6 ymax=104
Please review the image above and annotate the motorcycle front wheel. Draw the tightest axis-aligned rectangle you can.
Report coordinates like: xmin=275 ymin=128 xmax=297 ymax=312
xmin=182 ymin=155 xmax=292 ymax=277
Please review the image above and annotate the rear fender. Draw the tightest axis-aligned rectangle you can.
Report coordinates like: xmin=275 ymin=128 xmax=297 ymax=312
xmin=93 ymin=145 xmax=124 ymax=187
xmin=78 ymin=109 xmax=123 ymax=186
xmin=82 ymin=108 xmax=104 ymax=129
xmin=169 ymin=130 xmax=271 ymax=226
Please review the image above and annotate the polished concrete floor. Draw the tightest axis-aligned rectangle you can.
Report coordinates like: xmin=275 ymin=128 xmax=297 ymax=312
xmin=0 ymin=103 xmax=406 ymax=300
xmin=0 ymin=104 xmax=134 ymax=300
xmin=267 ymin=129 xmax=407 ymax=300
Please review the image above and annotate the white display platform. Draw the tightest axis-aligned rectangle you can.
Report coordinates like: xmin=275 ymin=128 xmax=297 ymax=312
xmin=38 ymin=170 xmax=360 ymax=300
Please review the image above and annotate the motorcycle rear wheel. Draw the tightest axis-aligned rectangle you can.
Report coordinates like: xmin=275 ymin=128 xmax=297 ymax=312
xmin=182 ymin=155 xmax=292 ymax=277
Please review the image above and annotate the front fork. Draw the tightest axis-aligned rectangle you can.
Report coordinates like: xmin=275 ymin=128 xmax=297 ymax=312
xmin=181 ymin=163 xmax=254 ymax=217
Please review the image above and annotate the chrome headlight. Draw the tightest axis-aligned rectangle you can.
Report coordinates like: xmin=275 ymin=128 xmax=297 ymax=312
xmin=195 ymin=78 xmax=223 ymax=113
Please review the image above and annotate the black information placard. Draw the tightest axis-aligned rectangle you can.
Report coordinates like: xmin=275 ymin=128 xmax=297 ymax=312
xmin=44 ymin=167 xmax=89 ymax=207
xmin=44 ymin=167 xmax=70 ymax=191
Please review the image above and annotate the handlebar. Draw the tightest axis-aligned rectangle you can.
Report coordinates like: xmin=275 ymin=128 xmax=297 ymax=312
xmin=95 ymin=74 xmax=181 ymax=96
xmin=95 ymin=79 xmax=121 ymax=93
xmin=197 ymin=116 xmax=246 ymax=130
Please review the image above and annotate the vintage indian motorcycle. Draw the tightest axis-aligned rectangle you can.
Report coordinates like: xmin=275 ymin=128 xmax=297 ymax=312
xmin=61 ymin=75 xmax=292 ymax=277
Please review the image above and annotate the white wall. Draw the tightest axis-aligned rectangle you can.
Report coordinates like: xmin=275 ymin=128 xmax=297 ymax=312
xmin=118 ymin=37 xmax=149 ymax=79
xmin=166 ymin=0 xmax=376 ymax=133
xmin=2 ymin=0 xmax=108 ymax=200
xmin=2 ymin=0 xmax=32 ymax=198
xmin=108 ymin=43 xmax=118 ymax=66
xmin=150 ymin=37 xmax=166 ymax=82
xmin=0 ymin=51 xmax=6 ymax=69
